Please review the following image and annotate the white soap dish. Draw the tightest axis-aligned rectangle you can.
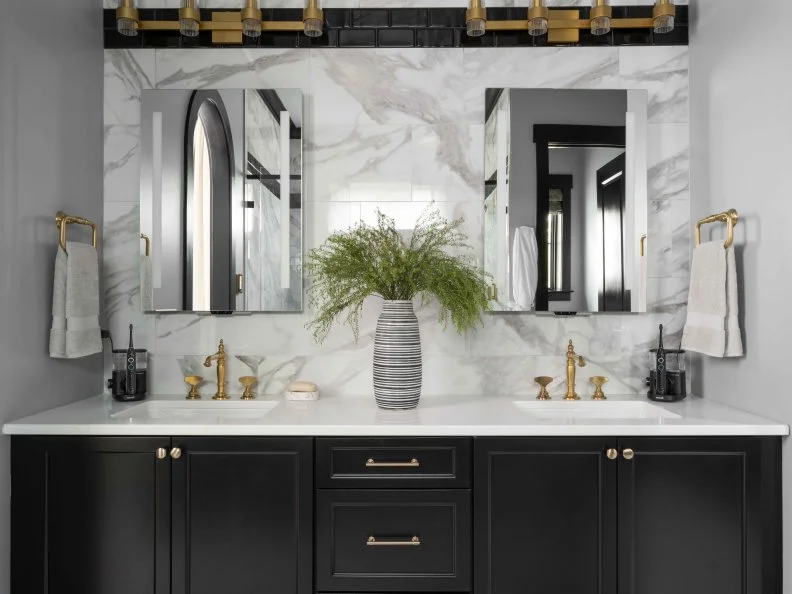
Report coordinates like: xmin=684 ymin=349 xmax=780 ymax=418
xmin=286 ymin=390 xmax=319 ymax=401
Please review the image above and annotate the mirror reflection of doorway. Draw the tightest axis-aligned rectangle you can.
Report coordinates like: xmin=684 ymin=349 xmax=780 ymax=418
xmin=184 ymin=91 xmax=234 ymax=311
xmin=597 ymin=153 xmax=627 ymax=311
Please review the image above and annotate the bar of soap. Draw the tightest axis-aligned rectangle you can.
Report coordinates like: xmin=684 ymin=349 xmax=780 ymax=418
xmin=287 ymin=381 xmax=318 ymax=393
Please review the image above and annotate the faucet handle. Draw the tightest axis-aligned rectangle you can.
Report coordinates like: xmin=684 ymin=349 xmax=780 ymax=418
xmin=578 ymin=356 xmax=586 ymax=367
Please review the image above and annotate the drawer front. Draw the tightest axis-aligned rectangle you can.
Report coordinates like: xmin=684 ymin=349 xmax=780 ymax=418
xmin=316 ymin=490 xmax=471 ymax=592
xmin=316 ymin=438 xmax=471 ymax=488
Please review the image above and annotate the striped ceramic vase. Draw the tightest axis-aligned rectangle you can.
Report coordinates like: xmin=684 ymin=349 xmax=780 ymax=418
xmin=373 ymin=300 xmax=422 ymax=410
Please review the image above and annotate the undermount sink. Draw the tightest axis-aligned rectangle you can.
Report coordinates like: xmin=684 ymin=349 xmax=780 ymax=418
xmin=111 ymin=400 xmax=279 ymax=422
xmin=513 ymin=400 xmax=680 ymax=420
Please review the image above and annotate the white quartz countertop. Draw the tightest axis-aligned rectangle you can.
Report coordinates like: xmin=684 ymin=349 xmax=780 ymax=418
xmin=2 ymin=393 xmax=788 ymax=437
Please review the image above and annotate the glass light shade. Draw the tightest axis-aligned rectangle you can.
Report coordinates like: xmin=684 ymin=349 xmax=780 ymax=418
xmin=117 ymin=17 xmax=139 ymax=36
xmin=179 ymin=0 xmax=200 ymax=37
xmin=304 ymin=17 xmax=322 ymax=37
xmin=116 ymin=0 xmax=139 ymax=37
xmin=467 ymin=17 xmax=486 ymax=37
xmin=528 ymin=16 xmax=548 ymax=36
xmin=243 ymin=18 xmax=262 ymax=37
xmin=653 ymin=13 xmax=674 ymax=34
xmin=591 ymin=15 xmax=611 ymax=35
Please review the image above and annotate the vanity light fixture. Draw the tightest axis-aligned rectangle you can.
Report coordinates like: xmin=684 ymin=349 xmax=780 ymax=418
xmin=115 ymin=0 xmax=324 ymax=44
xmin=653 ymin=0 xmax=675 ymax=34
xmin=179 ymin=0 xmax=201 ymax=37
xmin=241 ymin=0 xmax=262 ymax=38
xmin=116 ymin=0 xmax=139 ymax=37
xmin=303 ymin=0 xmax=324 ymax=38
xmin=466 ymin=0 xmax=486 ymax=38
xmin=527 ymin=0 xmax=549 ymax=37
xmin=464 ymin=0 xmax=675 ymax=42
xmin=590 ymin=0 xmax=612 ymax=36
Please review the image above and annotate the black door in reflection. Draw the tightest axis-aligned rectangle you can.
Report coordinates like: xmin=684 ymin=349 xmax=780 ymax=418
xmin=597 ymin=153 xmax=627 ymax=312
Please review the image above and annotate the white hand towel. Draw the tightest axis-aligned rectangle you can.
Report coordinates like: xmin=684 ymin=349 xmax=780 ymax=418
xmin=50 ymin=242 xmax=102 ymax=359
xmin=140 ymin=254 xmax=154 ymax=312
xmin=681 ymin=242 xmax=743 ymax=357
xmin=512 ymin=226 xmax=539 ymax=310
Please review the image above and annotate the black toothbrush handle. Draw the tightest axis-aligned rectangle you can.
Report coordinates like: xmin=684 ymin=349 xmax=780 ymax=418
xmin=126 ymin=324 xmax=136 ymax=395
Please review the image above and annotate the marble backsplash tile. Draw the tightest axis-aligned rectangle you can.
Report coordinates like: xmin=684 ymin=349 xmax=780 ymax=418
xmin=103 ymin=44 xmax=690 ymax=397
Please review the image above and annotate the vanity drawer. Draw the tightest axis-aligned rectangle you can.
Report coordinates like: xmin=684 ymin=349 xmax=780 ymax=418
xmin=316 ymin=489 xmax=471 ymax=592
xmin=316 ymin=438 xmax=471 ymax=488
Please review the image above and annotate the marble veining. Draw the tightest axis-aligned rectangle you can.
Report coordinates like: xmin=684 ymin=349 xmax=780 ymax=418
xmin=103 ymin=44 xmax=691 ymax=397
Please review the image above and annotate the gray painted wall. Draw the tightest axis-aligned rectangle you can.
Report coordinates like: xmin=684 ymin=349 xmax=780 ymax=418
xmin=689 ymin=0 xmax=792 ymax=581
xmin=0 ymin=0 xmax=104 ymax=587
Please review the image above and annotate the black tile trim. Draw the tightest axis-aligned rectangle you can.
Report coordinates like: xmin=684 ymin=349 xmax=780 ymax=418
xmin=104 ymin=6 xmax=688 ymax=49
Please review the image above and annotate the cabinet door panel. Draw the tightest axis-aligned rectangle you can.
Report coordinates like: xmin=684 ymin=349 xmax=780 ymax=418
xmin=617 ymin=438 xmax=780 ymax=594
xmin=171 ymin=437 xmax=312 ymax=594
xmin=475 ymin=438 xmax=617 ymax=594
xmin=11 ymin=436 xmax=171 ymax=594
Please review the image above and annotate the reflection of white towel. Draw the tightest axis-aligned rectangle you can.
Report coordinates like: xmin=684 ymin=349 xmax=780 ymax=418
xmin=140 ymin=255 xmax=154 ymax=312
xmin=512 ymin=226 xmax=539 ymax=310
xmin=49 ymin=243 xmax=102 ymax=359
xmin=681 ymin=242 xmax=743 ymax=357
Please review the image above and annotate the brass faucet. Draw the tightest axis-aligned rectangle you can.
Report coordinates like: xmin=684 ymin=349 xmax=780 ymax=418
xmin=564 ymin=339 xmax=586 ymax=401
xmin=204 ymin=339 xmax=229 ymax=400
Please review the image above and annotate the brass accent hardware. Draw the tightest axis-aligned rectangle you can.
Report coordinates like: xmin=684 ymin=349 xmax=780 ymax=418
xmin=204 ymin=339 xmax=229 ymax=400
xmin=606 ymin=448 xmax=618 ymax=460
xmin=140 ymin=233 xmax=151 ymax=257
xmin=640 ymin=234 xmax=647 ymax=257
xmin=55 ymin=211 xmax=98 ymax=253
xmin=534 ymin=376 xmax=553 ymax=401
xmin=477 ymin=0 xmax=675 ymax=43
xmin=366 ymin=458 xmax=420 ymax=468
xmin=184 ymin=375 xmax=203 ymax=400
xmin=590 ymin=376 xmax=609 ymax=401
xmin=156 ymin=448 xmax=167 ymax=460
xmin=240 ymin=376 xmax=257 ymax=400
xmin=486 ymin=283 xmax=498 ymax=301
xmin=623 ymin=448 xmax=635 ymax=460
xmin=367 ymin=536 xmax=421 ymax=546
xmin=696 ymin=209 xmax=739 ymax=249
xmin=564 ymin=339 xmax=586 ymax=401
xmin=170 ymin=447 xmax=183 ymax=459
xmin=120 ymin=0 xmax=322 ymax=44
xmin=235 ymin=273 xmax=244 ymax=295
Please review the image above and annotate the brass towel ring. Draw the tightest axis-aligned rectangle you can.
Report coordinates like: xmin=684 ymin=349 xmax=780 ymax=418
xmin=695 ymin=209 xmax=739 ymax=249
xmin=55 ymin=211 xmax=98 ymax=252
xmin=140 ymin=233 xmax=151 ymax=257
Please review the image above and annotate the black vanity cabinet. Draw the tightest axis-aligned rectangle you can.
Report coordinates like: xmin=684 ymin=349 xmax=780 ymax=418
xmin=475 ymin=437 xmax=781 ymax=594
xmin=11 ymin=437 xmax=172 ymax=594
xmin=11 ymin=436 xmax=313 ymax=594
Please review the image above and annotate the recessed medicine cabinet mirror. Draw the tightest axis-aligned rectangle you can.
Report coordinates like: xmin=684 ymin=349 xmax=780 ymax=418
xmin=140 ymin=88 xmax=303 ymax=313
xmin=484 ymin=88 xmax=648 ymax=314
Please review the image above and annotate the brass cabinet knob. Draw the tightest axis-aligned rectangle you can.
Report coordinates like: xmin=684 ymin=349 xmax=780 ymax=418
xmin=156 ymin=448 xmax=167 ymax=460
xmin=170 ymin=447 xmax=182 ymax=460
xmin=623 ymin=448 xmax=635 ymax=460
xmin=606 ymin=448 xmax=618 ymax=460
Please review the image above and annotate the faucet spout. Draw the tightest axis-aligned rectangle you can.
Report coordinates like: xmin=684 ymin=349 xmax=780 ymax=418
xmin=564 ymin=339 xmax=585 ymax=401
xmin=204 ymin=340 xmax=229 ymax=400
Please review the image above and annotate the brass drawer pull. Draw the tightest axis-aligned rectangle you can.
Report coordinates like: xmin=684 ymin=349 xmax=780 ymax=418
xmin=365 ymin=458 xmax=420 ymax=468
xmin=367 ymin=536 xmax=421 ymax=546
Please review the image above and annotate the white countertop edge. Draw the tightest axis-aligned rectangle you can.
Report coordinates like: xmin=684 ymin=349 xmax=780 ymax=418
xmin=3 ymin=424 xmax=788 ymax=437
xmin=3 ymin=394 xmax=789 ymax=437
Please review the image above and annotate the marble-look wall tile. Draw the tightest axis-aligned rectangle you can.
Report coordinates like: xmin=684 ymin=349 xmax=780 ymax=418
xmin=620 ymin=46 xmax=689 ymax=123
xmin=104 ymin=45 xmax=691 ymax=396
xmin=462 ymin=47 xmax=620 ymax=123
xmin=105 ymin=49 xmax=155 ymax=126
xmin=156 ymin=49 xmax=311 ymax=91
xmin=309 ymin=49 xmax=465 ymax=127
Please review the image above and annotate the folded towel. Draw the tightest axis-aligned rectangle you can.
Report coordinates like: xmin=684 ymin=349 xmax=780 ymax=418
xmin=681 ymin=241 xmax=743 ymax=357
xmin=50 ymin=242 xmax=102 ymax=359
xmin=512 ymin=226 xmax=539 ymax=310
xmin=140 ymin=254 xmax=154 ymax=312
